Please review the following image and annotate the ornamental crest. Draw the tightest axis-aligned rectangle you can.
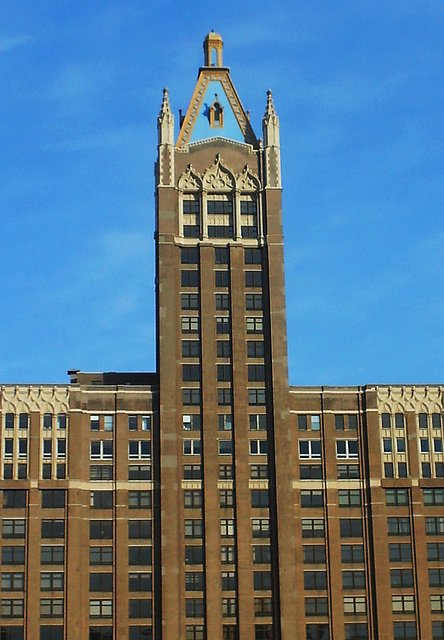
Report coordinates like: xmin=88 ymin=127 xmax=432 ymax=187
xmin=178 ymin=164 xmax=201 ymax=191
xmin=236 ymin=165 xmax=260 ymax=191
xmin=202 ymin=155 xmax=235 ymax=191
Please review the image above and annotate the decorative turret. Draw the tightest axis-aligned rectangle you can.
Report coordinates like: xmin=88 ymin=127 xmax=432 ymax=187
xmin=262 ymin=89 xmax=280 ymax=148
xmin=262 ymin=89 xmax=281 ymax=188
xmin=157 ymin=88 xmax=174 ymax=186
xmin=203 ymin=31 xmax=223 ymax=67
xmin=157 ymin=88 xmax=174 ymax=146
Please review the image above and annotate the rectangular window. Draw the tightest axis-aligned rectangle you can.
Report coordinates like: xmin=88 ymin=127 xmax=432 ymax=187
xmin=90 ymin=415 xmax=100 ymax=431
xmin=215 ymin=270 xmax=229 ymax=287
xmin=183 ymin=465 xmax=202 ymax=480
xmin=218 ymin=389 xmax=232 ymax=406
xmin=303 ymin=545 xmax=326 ymax=564
xmin=340 ymin=519 xmax=363 ymax=538
xmin=184 ymin=520 xmax=203 ymax=539
xmin=128 ymin=441 xmax=151 ymax=460
xmin=253 ymin=545 xmax=271 ymax=564
xmin=2 ymin=547 xmax=25 ymax=565
xmin=216 ymin=317 xmax=230 ymax=334
xmin=299 ymin=440 xmax=321 ymax=460
xmin=89 ymin=599 xmax=112 ymax=618
xmin=387 ymin=517 xmax=411 ymax=536
xmin=183 ymin=389 xmax=201 ymax=406
xmin=248 ymin=389 xmax=266 ymax=406
xmin=428 ymin=542 xmax=444 ymax=561
xmin=216 ymin=294 xmax=230 ymax=310
xmin=386 ymin=488 xmax=409 ymax=506
xmin=344 ymin=596 xmax=366 ymax=616
xmin=245 ymin=271 xmax=262 ymax=287
xmin=186 ymin=572 xmax=204 ymax=592
xmin=221 ymin=571 xmax=236 ymax=591
xmin=389 ymin=543 xmax=412 ymax=562
xmin=183 ymin=440 xmax=201 ymax=455
xmin=336 ymin=440 xmax=358 ymax=459
xmin=248 ymin=365 xmax=265 ymax=382
xmin=247 ymin=341 xmax=265 ymax=358
xmin=4 ymin=414 xmax=14 ymax=429
xmin=129 ymin=520 xmax=152 ymax=540
xmin=90 ymin=465 xmax=113 ymax=481
xmin=246 ymin=317 xmax=263 ymax=334
xmin=128 ymin=547 xmax=152 ymax=566
xmin=128 ymin=465 xmax=151 ymax=480
xmin=302 ymin=519 xmax=325 ymax=539
xmin=1 ymin=572 xmax=25 ymax=591
xmin=184 ymin=490 xmax=202 ymax=509
xmin=250 ymin=440 xmax=268 ymax=456
xmin=2 ymin=520 xmax=25 ymax=539
xmin=90 ymin=491 xmax=113 ymax=510
xmin=221 ymin=519 xmax=235 ymax=537
xmin=89 ymin=521 xmax=113 ymax=540
xmin=41 ymin=520 xmax=64 ymax=539
xmin=301 ymin=490 xmax=324 ymax=508
xmin=390 ymin=569 xmax=414 ymax=588
xmin=425 ymin=517 xmax=444 ymax=535
xmin=90 ymin=441 xmax=113 ymax=460
xmin=305 ymin=597 xmax=328 ymax=616
xmin=221 ymin=546 xmax=235 ymax=564
xmin=90 ymin=547 xmax=113 ymax=566
xmin=423 ymin=488 xmax=444 ymax=506
xmin=392 ymin=594 xmax=415 ymax=613
xmin=2 ymin=491 xmax=26 ymax=509
xmin=181 ymin=270 xmax=199 ymax=287
xmin=251 ymin=464 xmax=269 ymax=479
xmin=251 ymin=490 xmax=269 ymax=508
xmin=246 ymin=294 xmax=262 ymax=310
xmin=128 ymin=491 xmax=151 ymax=510
xmin=128 ymin=573 xmax=151 ymax=593
xmin=0 ymin=598 xmax=24 ymax=618
xmin=219 ymin=464 xmax=233 ymax=479
xmin=90 ymin=573 xmax=113 ymax=592
xmin=338 ymin=490 xmax=362 ymax=508
xmin=43 ymin=414 xmax=53 ymax=430
xmin=181 ymin=247 xmax=199 ymax=264
xmin=337 ymin=465 xmax=360 ymax=479
xmin=41 ymin=491 xmax=65 ymax=509
xmin=304 ymin=571 xmax=327 ymax=590
xmin=217 ymin=340 xmax=231 ymax=358
xmin=41 ymin=546 xmax=64 ymax=565
xmin=249 ymin=414 xmax=266 ymax=431
xmin=218 ymin=414 xmax=232 ymax=431
xmin=183 ymin=415 xmax=201 ymax=431
xmin=217 ymin=365 xmax=231 ymax=382
xmin=185 ymin=597 xmax=204 ymax=617
xmin=183 ymin=341 xmax=200 ymax=358
xmin=182 ymin=317 xmax=199 ymax=334
xmin=252 ymin=519 xmax=270 ymax=539
xmin=181 ymin=294 xmax=199 ymax=310
xmin=244 ymin=248 xmax=261 ymax=264
xmin=341 ymin=545 xmax=364 ymax=564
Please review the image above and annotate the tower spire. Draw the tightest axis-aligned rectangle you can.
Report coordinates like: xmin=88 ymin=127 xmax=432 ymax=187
xmin=262 ymin=89 xmax=279 ymax=147
xmin=157 ymin=88 xmax=174 ymax=146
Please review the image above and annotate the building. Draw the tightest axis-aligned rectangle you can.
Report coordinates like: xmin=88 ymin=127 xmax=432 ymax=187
xmin=1 ymin=32 xmax=444 ymax=640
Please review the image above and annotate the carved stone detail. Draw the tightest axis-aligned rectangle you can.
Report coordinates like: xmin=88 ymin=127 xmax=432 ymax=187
xmin=202 ymin=155 xmax=235 ymax=191
xmin=376 ymin=385 xmax=444 ymax=413
xmin=178 ymin=164 xmax=202 ymax=191
xmin=236 ymin=165 xmax=260 ymax=191
xmin=1 ymin=385 xmax=70 ymax=414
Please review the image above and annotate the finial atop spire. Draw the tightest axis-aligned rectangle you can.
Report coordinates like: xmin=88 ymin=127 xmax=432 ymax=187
xmin=158 ymin=88 xmax=174 ymax=146
xmin=262 ymin=88 xmax=280 ymax=149
xmin=203 ymin=31 xmax=223 ymax=67
xmin=265 ymin=89 xmax=276 ymax=117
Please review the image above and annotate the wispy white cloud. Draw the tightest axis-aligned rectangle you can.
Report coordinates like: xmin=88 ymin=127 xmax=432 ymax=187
xmin=0 ymin=34 xmax=33 ymax=53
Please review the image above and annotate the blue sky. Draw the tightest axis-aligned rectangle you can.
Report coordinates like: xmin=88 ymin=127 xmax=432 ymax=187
xmin=1 ymin=1 xmax=443 ymax=385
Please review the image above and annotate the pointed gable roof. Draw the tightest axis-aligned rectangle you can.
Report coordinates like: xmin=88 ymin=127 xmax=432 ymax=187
xmin=176 ymin=33 xmax=257 ymax=148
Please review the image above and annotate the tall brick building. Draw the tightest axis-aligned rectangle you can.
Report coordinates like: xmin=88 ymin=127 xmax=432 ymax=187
xmin=1 ymin=32 xmax=443 ymax=640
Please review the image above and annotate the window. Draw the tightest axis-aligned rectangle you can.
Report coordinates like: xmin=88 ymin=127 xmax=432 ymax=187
xmin=40 ymin=576 xmax=64 ymax=596
xmin=182 ymin=317 xmax=199 ymax=334
xmin=396 ymin=438 xmax=406 ymax=453
xmin=215 ymin=247 xmax=229 ymax=264
xmin=216 ymin=318 xmax=230 ymax=334
xmin=245 ymin=248 xmax=261 ymax=264
xmin=304 ymin=571 xmax=327 ymax=590
xmin=383 ymin=438 xmax=392 ymax=453
xmin=251 ymin=464 xmax=269 ymax=479
xmin=388 ymin=517 xmax=411 ymax=536
xmin=217 ymin=340 xmax=231 ymax=357
xmin=90 ymin=416 xmax=100 ymax=431
xmin=4 ymin=413 xmax=14 ymax=429
xmin=2 ymin=491 xmax=26 ymax=509
xmin=4 ymin=440 xmax=13 ymax=458
xmin=128 ymin=547 xmax=152 ymax=566
xmin=249 ymin=414 xmax=267 ymax=431
xmin=425 ymin=517 xmax=444 ymax=535
xmin=129 ymin=520 xmax=152 ymax=539
xmin=392 ymin=594 xmax=415 ymax=613
xmin=128 ymin=416 xmax=138 ymax=431
xmin=218 ymin=389 xmax=232 ymax=406
xmin=246 ymin=317 xmax=263 ymax=334
xmin=254 ymin=597 xmax=272 ymax=617
xmin=220 ymin=490 xmax=234 ymax=508
xmin=181 ymin=247 xmax=199 ymax=264
xmin=56 ymin=440 xmax=65 ymax=458
xmin=248 ymin=389 xmax=266 ymax=406
xmin=90 ymin=547 xmax=113 ymax=566
xmin=335 ymin=415 xmax=344 ymax=431
xmin=254 ymin=571 xmax=271 ymax=591
xmin=221 ymin=519 xmax=235 ymax=537
xmin=424 ymin=488 xmax=444 ymax=506
xmin=128 ymin=573 xmax=151 ymax=593
xmin=183 ymin=341 xmax=200 ymax=358
xmin=252 ymin=519 xmax=270 ymax=538
xmin=90 ymin=465 xmax=113 ymax=481
xmin=303 ymin=546 xmax=326 ymax=564
xmin=128 ymin=465 xmax=151 ymax=481
xmin=183 ymin=415 xmax=201 ymax=431
xmin=301 ymin=490 xmax=324 ymax=508
xmin=215 ymin=270 xmax=229 ymax=287
xmin=89 ymin=628 xmax=113 ymax=640
xmin=432 ymin=413 xmax=442 ymax=429
xmin=186 ymin=626 xmax=204 ymax=640
xmin=344 ymin=596 xmax=366 ymax=615
xmin=2 ymin=520 xmax=25 ymax=539
xmin=299 ymin=441 xmax=321 ymax=460
xmin=305 ymin=597 xmax=328 ymax=616
xmin=342 ymin=570 xmax=365 ymax=589
xmin=42 ymin=520 xmax=64 ymax=539
xmin=185 ymin=597 xmax=204 ymax=617
xmin=221 ymin=546 xmax=235 ymax=564
xmin=336 ymin=440 xmax=358 ymax=459
xmin=389 ymin=543 xmax=412 ymax=562
xmin=184 ymin=465 xmax=202 ymax=480
xmin=251 ymin=490 xmax=269 ymax=508
xmin=391 ymin=569 xmax=414 ymax=588
xmin=384 ymin=462 xmax=394 ymax=478
xmin=434 ymin=438 xmax=443 ymax=453
xmin=221 ymin=571 xmax=236 ymax=591
xmin=128 ymin=441 xmax=151 ymax=460
xmin=186 ymin=572 xmax=204 ymax=591
xmin=340 ymin=519 xmax=363 ymax=538
xmin=1 ymin=572 xmax=25 ymax=591
xmin=302 ymin=519 xmax=325 ymax=538
xmin=337 ymin=465 xmax=360 ymax=479
xmin=181 ymin=294 xmax=199 ymax=310
xmin=246 ymin=294 xmax=262 ymax=310
xmin=90 ymin=441 xmax=113 ymax=460
xmin=43 ymin=414 xmax=53 ymax=430
xmin=338 ymin=490 xmax=362 ymax=508
xmin=393 ymin=622 xmax=417 ymax=639
xmin=129 ymin=599 xmax=152 ymax=619
xmin=248 ymin=365 xmax=265 ymax=382
xmin=432 ymin=622 xmax=444 ymax=640
xmin=182 ymin=270 xmax=199 ymax=287
xmin=184 ymin=440 xmax=201 ymax=455
xmin=219 ymin=441 xmax=233 ymax=455
xmin=89 ymin=599 xmax=112 ymax=618
xmin=428 ymin=543 xmax=444 ymax=561
xmin=41 ymin=546 xmax=64 ymax=565
xmin=250 ymin=440 xmax=267 ymax=455
xmin=219 ymin=465 xmax=233 ymax=479
xmin=185 ymin=546 xmax=203 ymax=565
xmin=217 ymin=365 xmax=231 ymax=382
xmin=247 ymin=341 xmax=264 ymax=358
xmin=1 ymin=599 xmax=25 ymax=619
xmin=89 ymin=521 xmax=112 ymax=540
xmin=253 ymin=545 xmax=271 ymax=564
xmin=2 ymin=547 xmax=25 ymax=565
xmin=42 ymin=491 xmax=65 ymax=509
xmin=430 ymin=568 xmax=444 ymax=587
xmin=223 ymin=626 xmax=238 ymax=640
xmin=184 ymin=520 xmax=203 ymax=539
xmin=184 ymin=490 xmax=202 ymax=509
xmin=90 ymin=573 xmax=113 ymax=592
xmin=43 ymin=440 xmax=52 ymax=458
xmin=420 ymin=438 xmax=430 ymax=453
xmin=245 ymin=271 xmax=262 ymax=287
xmin=216 ymin=294 xmax=230 ymax=310
xmin=222 ymin=598 xmax=237 ymax=617
xmin=341 ymin=545 xmax=364 ymax=564
xmin=103 ymin=416 xmax=113 ymax=431
xmin=218 ymin=414 xmax=232 ymax=431
xmin=90 ymin=491 xmax=113 ymax=510
xmin=183 ymin=389 xmax=201 ymax=405
xmin=129 ymin=491 xmax=151 ymax=510
xmin=256 ymin=625 xmax=274 ymax=640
